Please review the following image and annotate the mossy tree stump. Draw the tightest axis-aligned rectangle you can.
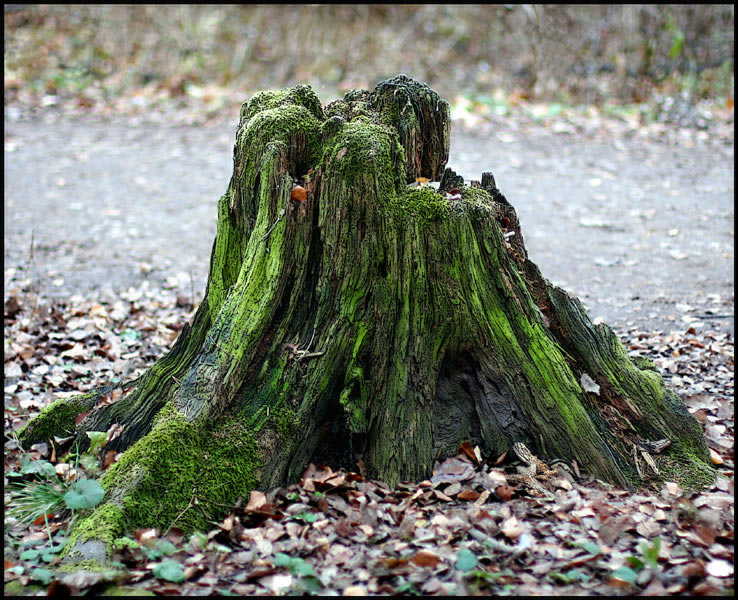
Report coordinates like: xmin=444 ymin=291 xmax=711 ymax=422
xmin=18 ymin=75 xmax=712 ymax=565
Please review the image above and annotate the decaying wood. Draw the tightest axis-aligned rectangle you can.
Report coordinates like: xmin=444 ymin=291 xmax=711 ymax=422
xmin=17 ymin=75 xmax=713 ymax=566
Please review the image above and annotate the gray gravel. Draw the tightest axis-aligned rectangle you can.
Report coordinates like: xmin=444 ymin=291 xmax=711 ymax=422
xmin=4 ymin=111 xmax=734 ymax=335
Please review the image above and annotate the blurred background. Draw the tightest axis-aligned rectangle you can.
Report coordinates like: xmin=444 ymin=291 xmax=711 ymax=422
xmin=4 ymin=4 xmax=734 ymax=126
xmin=4 ymin=5 xmax=734 ymax=362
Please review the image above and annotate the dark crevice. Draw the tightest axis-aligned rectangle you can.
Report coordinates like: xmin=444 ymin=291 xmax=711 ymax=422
xmin=377 ymin=257 xmax=388 ymax=279
xmin=309 ymin=413 xmax=358 ymax=472
xmin=433 ymin=351 xmax=528 ymax=459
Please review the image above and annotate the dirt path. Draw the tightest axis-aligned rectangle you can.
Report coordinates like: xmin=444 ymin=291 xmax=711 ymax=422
xmin=4 ymin=111 xmax=734 ymax=335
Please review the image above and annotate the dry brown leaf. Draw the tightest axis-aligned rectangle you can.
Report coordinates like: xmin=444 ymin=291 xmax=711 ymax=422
xmin=382 ymin=557 xmax=409 ymax=568
xmin=636 ymin=519 xmax=661 ymax=538
xmin=221 ymin=514 xmax=237 ymax=532
xmin=681 ymin=560 xmax=706 ymax=578
xmin=553 ymin=478 xmax=573 ymax=490
xmin=411 ymin=549 xmax=442 ymax=568
xmin=55 ymin=463 xmax=72 ymax=479
xmin=662 ymin=481 xmax=682 ymax=497
xmin=59 ymin=342 xmax=88 ymax=360
xmin=444 ymin=482 xmax=462 ymax=496
xmin=610 ymin=574 xmax=635 ymax=588
xmin=457 ymin=488 xmax=481 ymax=502
xmin=458 ymin=441 xmax=481 ymax=465
xmin=430 ymin=457 xmax=475 ymax=486
xmin=495 ymin=485 xmax=516 ymax=501
xmin=709 ymin=448 xmax=724 ymax=465
xmin=106 ymin=422 xmax=125 ymax=443
xmin=134 ymin=528 xmax=159 ymax=548
xmin=343 ymin=585 xmax=368 ymax=596
xmin=102 ymin=450 xmax=119 ymax=469
xmin=32 ymin=513 xmax=55 ymax=526
xmin=246 ymin=490 xmax=267 ymax=511
xmin=432 ymin=489 xmax=453 ymax=502
xmin=474 ymin=490 xmax=491 ymax=506
xmin=501 ymin=516 xmax=524 ymax=539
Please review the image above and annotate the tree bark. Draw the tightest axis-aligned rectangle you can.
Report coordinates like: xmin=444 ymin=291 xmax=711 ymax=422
xmin=18 ymin=74 xmax=712 ymax=565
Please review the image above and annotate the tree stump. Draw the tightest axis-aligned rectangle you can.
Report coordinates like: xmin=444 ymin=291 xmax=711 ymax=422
xmin=18 ymin=75 xmax=713 ymax=565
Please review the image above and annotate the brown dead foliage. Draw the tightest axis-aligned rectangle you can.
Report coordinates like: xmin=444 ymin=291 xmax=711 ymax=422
xmin=3 ymin=283 xmax=734 ymax=595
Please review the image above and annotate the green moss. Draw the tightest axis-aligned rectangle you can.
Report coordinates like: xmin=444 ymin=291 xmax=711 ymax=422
xmin=240 ymin=84 xmax=324 ymax=123
xmin=238 ymin=104 xmax=322 ymax=174
xmin=4 ymin=580 xmax=34 ymax=595
xmin=56 ymin=559 xmax=113 ymax=573
xmin=389 ymin=187 xmax=449 ymax=226
xmin=112 ymin=536 xmax=139 ymax=550
xmin=17 ymin=391 xmax=99 ymax=448
xmin=656 ymin=443 xmax=716 ymax=492
xmin=270 ymin=403 xmax=298 ymax=438
xmin=54 ymin=399 xmax=266 ymax=550
xmin=60 ymin=503 xmax=126 ymax=564
xmin=339 ymin=365 xmax=368 ymax=434
xmin=460 ymin=186 xmax=492 ymax=204
xmin=5 ymin=580 xmax=48 ymax=595
xmin=322 ymin=120 xmax=405 ymax=191
xmin=325 ymin=94 xmax=381 ymax=126
xmin=101 ymin=586 xmax=156 ymax=596
xmin=631 ymin=355 xmax=658 ymax=372
xmin=72 ymin=504 xmax=126 ymax=547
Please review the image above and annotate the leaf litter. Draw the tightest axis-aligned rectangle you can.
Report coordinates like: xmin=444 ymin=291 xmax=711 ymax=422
xmin=3 ymin=281 xmax=734 ymax=596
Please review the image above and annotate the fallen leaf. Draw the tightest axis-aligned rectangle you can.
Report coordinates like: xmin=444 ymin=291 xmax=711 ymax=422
xmin=458 ymin=441 xmax=481 ymax=465
xmin=246 ymin=490 xmax=267 ymax=511
xmin=580 ymin=373 xmax=600 ymax=395
xmin=135 ymin=528 xmax=159 ymax=548
xmin=444 ymin=482 xmax=462 ymax=496
xmin=501 ymin=516 xmax=524 ymax=539
xmin=343 ymin=585 xmax=368 ymax=596
xmin=75 ymin=412 xmax=90 ymax=426
xmin=709 ymin=448 xmax=724 ymax=465
xmin=662 ymin=481 xmax=682 ymax=497
xmin=32 ymin=513 xmax=55 ymax=526
xmin=457 ymin=488 xmax=481 ymax=502
xmin=411 ymin=549 xmax=442 ymax=568
xmin=706 ymin=559 xmax=733 ymax=578
xmin=495 ymin=485 xmax=516 ymax=501
xmin=5 ymin=296 xmax=21 ymax=318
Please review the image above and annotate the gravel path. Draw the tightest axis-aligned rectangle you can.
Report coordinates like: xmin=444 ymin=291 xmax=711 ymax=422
xmin=4 ymin=111 xmax=734 ymax=335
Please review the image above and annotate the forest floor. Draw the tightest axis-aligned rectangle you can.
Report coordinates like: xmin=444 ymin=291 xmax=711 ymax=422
xmin=3 ymin=100 xmax=734 ymax=596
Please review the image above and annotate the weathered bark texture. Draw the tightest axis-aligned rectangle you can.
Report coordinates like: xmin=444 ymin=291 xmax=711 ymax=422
xmin=18 ymin=75 xmax=713 ymax=565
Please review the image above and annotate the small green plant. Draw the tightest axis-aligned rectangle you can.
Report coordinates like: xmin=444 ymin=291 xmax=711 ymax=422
xmin=112 ymin=536 xmax=140 ymax=551
xmin=153 ymin=560 xmax=186 ymax=583
xmin=63 ymin=478 xmax=105 ymax=510
xmin=142 ymin=539 xmax=178 ymax=560
xmin=5 ymin=442 xmax=106 ymax=540
xmin=119 ymin=328 xmax=141 ymax=343
xmin=455 ymin=547 xmax=477 ymax=571
xmin=294 ymin=511 xmax=319 ymax=524
xmin=274 ymin=552 xmax=322 ymax=593
xmin=394 ymin=580 xmax=422 ymax=595
xmin=612 ymin=537 xmax=662 ymax=587
xmin=629 ymin=536 xmax=661 ymax=571
xmin=6 ymin=458 xmax=68 ymax=532
xmin=549 ymin=568 xmax=591 ymax=585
